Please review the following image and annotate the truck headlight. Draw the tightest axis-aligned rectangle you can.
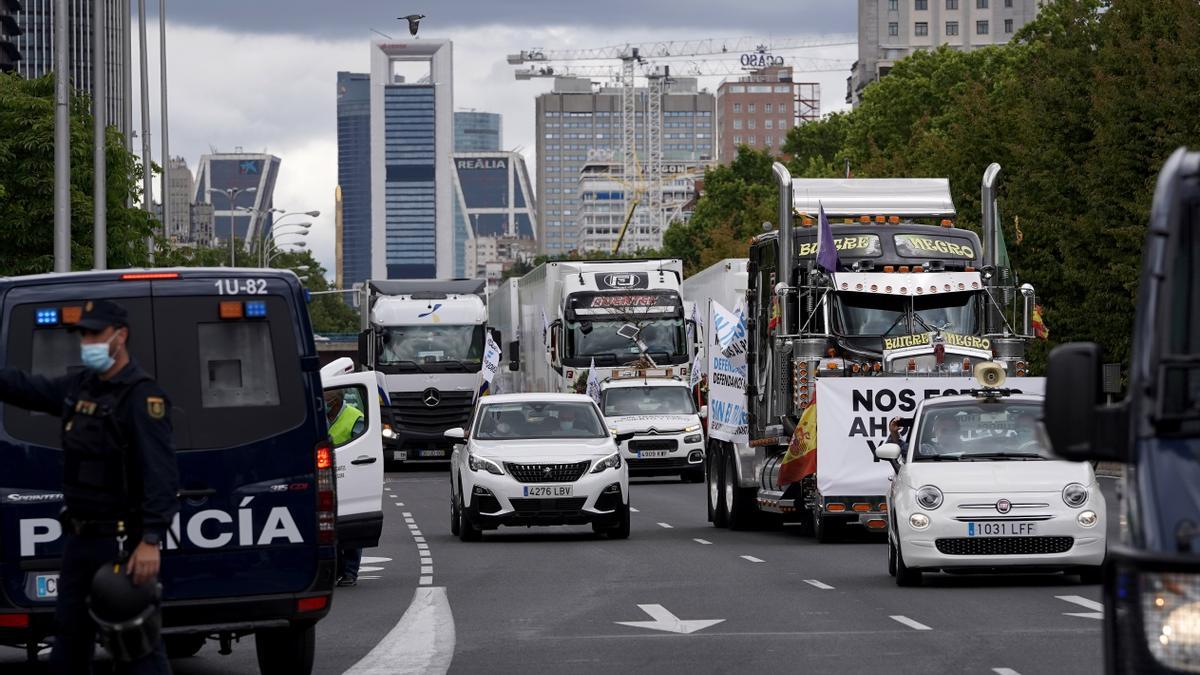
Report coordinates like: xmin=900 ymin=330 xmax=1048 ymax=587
xmin=915 ymin=485 xmax=943 ymax=510
xmin=591 ymin=452 xmax=622 ymax=473
xmin=684 ymin=434 xmax=703 ymax=444
xmin=468 ymin=453 xmax=504 ymax=475
xmin=382 ymin=424 xmax=398 ymax=440
xmin=1144 ymin=572 xmax=1200 ymax=670
xmin=1063 ymin=482 xmax=1089 ymax=508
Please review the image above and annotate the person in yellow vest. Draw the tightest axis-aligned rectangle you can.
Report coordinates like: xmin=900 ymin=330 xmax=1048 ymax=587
xmin=325 ymin=391 xmax=365 ymax=586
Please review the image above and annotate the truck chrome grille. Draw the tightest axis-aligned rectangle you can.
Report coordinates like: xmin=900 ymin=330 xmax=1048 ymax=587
xmin=504 ymin=461 xmax=590 ymax=484
xmin=935 ymin=536 xmax=1074 ymax=556
xmin=388 ymin=391 xmax=475 ymax=435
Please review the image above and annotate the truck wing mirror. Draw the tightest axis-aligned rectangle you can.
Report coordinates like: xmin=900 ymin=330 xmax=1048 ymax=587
xmin=489 ymin=328 xmax=502 ymax=346
xmin=508 ymin=340 xmax=520 ymax=371
xmin=357 ymin=330 xmax=371 ymax=368
xmin=698 ymin=405 xmax=708 ymax=419
xmin=1043 ymin=342 xmax=1129 ymax=463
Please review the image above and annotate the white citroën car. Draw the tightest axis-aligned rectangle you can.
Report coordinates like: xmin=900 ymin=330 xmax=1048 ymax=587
xmin=877 ymin=373 xmax=1106 ymax=587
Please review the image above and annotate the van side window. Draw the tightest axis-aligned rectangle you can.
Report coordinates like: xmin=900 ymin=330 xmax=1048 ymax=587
xmin=1162 ymin=200 xmax=1200 ymax=420
xmin=31 ymin=330 xmax=84 ymax=380
xmin=324 ymin=385 xmax=368 ymax=447
xmin=198 ymin=323 xmax=280 ymax=408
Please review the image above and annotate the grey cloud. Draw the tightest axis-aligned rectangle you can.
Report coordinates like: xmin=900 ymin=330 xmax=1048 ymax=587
xmin=158 ymin=1 xmax=854 ymax=38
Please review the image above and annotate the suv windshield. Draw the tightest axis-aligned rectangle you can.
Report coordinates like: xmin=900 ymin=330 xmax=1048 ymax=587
xmin=381 ymin=324 xmax=484 ymax=365
xmin=474 ymin=401 xmax=607 ymax=440
xmin=913 ymin=400 xmax=1051 ymax=460
xmin=602 ymin=386 xmax=695 ymax=416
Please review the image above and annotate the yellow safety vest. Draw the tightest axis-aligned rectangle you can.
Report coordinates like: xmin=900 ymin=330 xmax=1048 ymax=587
xmin=329 ymin=404 xmax=364 ymax=446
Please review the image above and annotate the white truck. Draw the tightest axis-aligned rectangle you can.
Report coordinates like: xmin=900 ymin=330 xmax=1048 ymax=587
xmin=358 ymin=279 xmax=491 ymax=467
xmin=599 ymin=375 xmax=706 ymax=482
xmin=498 ymin=259 xmax=695 ymax=394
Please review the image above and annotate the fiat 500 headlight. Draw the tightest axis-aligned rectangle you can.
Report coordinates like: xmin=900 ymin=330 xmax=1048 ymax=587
xmin=915 ymin=485 xmax=943 ymax=510
xmin=1063 ymin=482 xmax=1089 ymax=508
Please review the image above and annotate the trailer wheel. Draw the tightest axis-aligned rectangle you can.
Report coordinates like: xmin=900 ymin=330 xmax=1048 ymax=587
xmin=707 ymin=445 xmax=728 ymax=528
xmin=725 ymin=451 xmax=756 ymax=531
xmin=814 ymin=509 xmax=840 ymax=543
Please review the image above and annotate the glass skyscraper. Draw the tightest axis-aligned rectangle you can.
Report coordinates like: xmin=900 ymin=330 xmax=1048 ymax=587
xmin=337 ymin=71 xmax=372 ymax=291
xmin=454 ymin=111 xmax=502 ymax=153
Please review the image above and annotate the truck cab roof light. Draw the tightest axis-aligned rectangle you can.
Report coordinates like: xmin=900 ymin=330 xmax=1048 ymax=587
xmin=120 ymin=272 xmax=180 ymax=280
xmin=913 ymin=265 xmax=924 ymax=273
xmin=888 ymin=216 xmax=900 ymax=224
xmin=218 ymin=301 xmax=244 ymax=320
xmin=898 ymin=266 xmax=910 ymax=273
xmin=859 ymin=215 xmax=870 ymax=223
xmin=883 ymin=265 xmax=895 ymax=273
xmin=874 ymin=215 xmax=885 ymax=223
xmin=940 ymin=219 xmax=954 ymax=228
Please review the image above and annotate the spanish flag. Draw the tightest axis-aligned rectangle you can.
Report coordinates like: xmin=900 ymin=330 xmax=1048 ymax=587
xmin=779 ymin=402 xmax=818 ymax=485
xmin=1032 ymin=303 xmax=1049 ymax=340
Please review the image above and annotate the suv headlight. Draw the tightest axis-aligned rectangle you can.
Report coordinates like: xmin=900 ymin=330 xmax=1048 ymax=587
xmin=591 ymin=452 xmax=622 ymax=474
xmin=915 ymin=485 xmax=943 ymax=510
xmin=468 ymin=453 xmax=504 ymax=475
xmin=1063 ymin=482 xmax=1089 ymax=508
xmin=1143 ymin=572 xmax=1200 ymax=670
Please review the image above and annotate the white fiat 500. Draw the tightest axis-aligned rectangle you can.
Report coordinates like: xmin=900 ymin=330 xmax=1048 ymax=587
xmin=446 ymin=393 xmax=632 ymax=541
xmin=877 ymin=390 xmax=1106 ymax=586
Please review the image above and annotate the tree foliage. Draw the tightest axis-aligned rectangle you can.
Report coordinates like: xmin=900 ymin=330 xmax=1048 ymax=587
xmin=0 ymin=73 xmax=157 ymax=272
xmin=665 ymin=0 xmax=1200 ymax=371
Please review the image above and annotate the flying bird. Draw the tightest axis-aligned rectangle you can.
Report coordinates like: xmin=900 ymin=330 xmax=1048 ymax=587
xmin=400 ymin=14 xmax=425 ymax=37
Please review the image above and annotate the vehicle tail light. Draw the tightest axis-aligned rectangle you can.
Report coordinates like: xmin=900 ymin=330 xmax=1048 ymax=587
xmin=852 ymin=503 xmax=871 ymax=512
xmin=878 ymin=502 xmax=889 ymax=512
xmin=0 ymin=613 xmax=30 ymax=628
xmin=827 ymin=503 xmax=846 ymax=513
xmin=316 ymin=441 xmax=336 ymax=545
xmin=866 ymin=519 xmax=888 ymax=530
xmin=120 ymin=272 xmax=180 ymax=280
xmin=297 ymin=596 xmax=328 ymax=613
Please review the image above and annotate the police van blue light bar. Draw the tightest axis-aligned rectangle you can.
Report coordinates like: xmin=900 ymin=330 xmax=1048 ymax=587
xmin=35 ymin=308 xmax=60 ymax=326
xmin=245 ymin=301 xmax=268 ymax=318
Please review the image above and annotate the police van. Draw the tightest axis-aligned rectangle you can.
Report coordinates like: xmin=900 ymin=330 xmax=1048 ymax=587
xmin=0 ymin=269 xmax=341 ymax=673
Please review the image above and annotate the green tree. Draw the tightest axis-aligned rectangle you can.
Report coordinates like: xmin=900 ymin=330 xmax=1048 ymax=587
xmin=0 ymin=73 xmax=157 ymax=273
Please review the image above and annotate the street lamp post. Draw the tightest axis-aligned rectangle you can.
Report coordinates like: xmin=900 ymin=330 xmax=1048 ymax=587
xmin=208 ymin=187 xmax=256 ymax=266
xmin=259 ymin=210 xmax=320 ymax=267
xmin=267 ymin=240 xmax=308 ymax=267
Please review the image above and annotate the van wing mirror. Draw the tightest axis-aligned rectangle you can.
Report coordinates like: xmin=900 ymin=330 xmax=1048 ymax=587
xmin=614 ymin=431 xmax=636 ymax=445
xmin=357 ymin=330 xmax=371 ymax=368
xmin=444 ymin=427 xmax=466 ymax=440
xmin=508 ymin=340 xmax=520 ymax=371
xmin=1043 ymin=342 xmax=1129 ymax=462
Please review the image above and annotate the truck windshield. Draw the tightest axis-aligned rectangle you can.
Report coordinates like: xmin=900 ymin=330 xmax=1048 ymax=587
xmin=913 ymin=401 xmax=1052 ymax=461
xmin=566 ymin=318 xmax=687 ymax=362
xmin=835 ymin=292 xmax=979 ymax=337
xmin=380 ymin=325 xmax=484 ymax=365
xmin=602 ymin=386 xmax=696 ymax=416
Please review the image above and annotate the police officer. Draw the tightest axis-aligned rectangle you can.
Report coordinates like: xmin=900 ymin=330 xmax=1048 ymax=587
xmin=325 ymin=390 xmax=364 ymax=587
xmin=0 ymin=299 xmax=178 ymax=674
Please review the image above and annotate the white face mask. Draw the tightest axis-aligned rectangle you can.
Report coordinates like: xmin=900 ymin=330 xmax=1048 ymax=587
xmin=80 ymin=333 xmax=118 ymax=372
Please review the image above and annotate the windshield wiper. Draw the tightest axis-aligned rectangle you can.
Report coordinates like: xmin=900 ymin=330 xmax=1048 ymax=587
xmin=915 ymin=454 xmax=963 ymax=461
xmin=384 ymin=359 xmax=423 ymax=372
xmin=963 ymin=452 xmax=1047 ymax=461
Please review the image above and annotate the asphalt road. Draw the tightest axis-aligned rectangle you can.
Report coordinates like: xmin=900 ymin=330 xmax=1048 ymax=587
xmin=0 ymin=468 xmax=1117 ymax=674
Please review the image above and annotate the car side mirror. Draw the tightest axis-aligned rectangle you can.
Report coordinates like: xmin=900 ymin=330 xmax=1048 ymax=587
xmin=444 ymin=427 xmax=466 ymax=440
xmin=698 ymin=405 xmax=708 ymax=419
xmin=874 ymin=442 xmax=901 ymax=472
xmin=1044 ymin=342 xmax=1129 ymax=462
xmin=614 ymin=431 xmax=636 ymax=445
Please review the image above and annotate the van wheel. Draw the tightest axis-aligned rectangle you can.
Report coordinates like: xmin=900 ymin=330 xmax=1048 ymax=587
xmin=255 ymin=623 xmax=315 ymax=675
xmin=707 ymin=446 xmax=728 ymax=528
xmin=725 ymin=451 xmax=756 ymax=531
xmin=458 ymin=492 xmax=482 ymax=542
xmin=164 ymin=634 xmax=206 ymax=659
xmin=450 ymin=481 xmax=461 ymax=537
xmin=895 ymin=544 xmax=923 ymax=587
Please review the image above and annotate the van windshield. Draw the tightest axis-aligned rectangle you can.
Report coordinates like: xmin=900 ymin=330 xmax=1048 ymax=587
xmin=602 ymin=386 xmax=695 ymax=416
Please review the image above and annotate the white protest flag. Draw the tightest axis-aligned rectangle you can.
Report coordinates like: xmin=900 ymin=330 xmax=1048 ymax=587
xmin=479 ymin=331 xmax=502 ymax=395
xmin=686 ymin=301 xmax=703 ymax=344
xmin=688 ymin=351 xmax=705 ymax=388
xmin=707 ymin=300 xmax=749 ymax=444
xmin=585 ymin=357 xmax=602 ymax=404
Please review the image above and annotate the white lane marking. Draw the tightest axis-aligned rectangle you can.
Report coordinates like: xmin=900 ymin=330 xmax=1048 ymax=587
xmin=414 ymin=536 xmax=426 ymax=543
xmin=419 ymin=576 xmax=433 ymax=586
xmin=993 ymin=669 xmax=1022 ymax=675
xmin=407 ymin=524 xmax=419 ymax=530
xmin=343 ymin=587 xmax=455 ymax=675
xmin=630 ymin=507 xmax=640 ymax=513
xmin=395 ymin=503 xmax=404 ymax=507
xmin=401 ymin=512 xmax=413 ymax=517
xmin=804 ymin=579 xmax=834 ymax=590
xmin=412 ymin=530 xmax=423 ymax=536
xmin=1057 ymin=595 xmax=1104 ymax=619
xmin=359 ymin=566 xmax=385 ymax=573
xmin=358 ymin=575 xmax=382 ymax=580
xmin=417 ymin=543 xmax=429 ymax=550
xmin=421 ymin=565 xmax=433 ymax=575
xmin=657 ymin=522 xmax=673 ymax=529
xmin=740 ymin=555 xmax=765 ymax=563
xmin=890 ymin=615 xmax=932 ymax=631
xmin=614 ymin=604 xmax=724 ymax=635
xmin=362 ymin=557 xmax=392 ymax=564
xmin=693 ymin=538 xmax=712 ymax=545
xmin=419 ymin=550 xmax=432 ymax=558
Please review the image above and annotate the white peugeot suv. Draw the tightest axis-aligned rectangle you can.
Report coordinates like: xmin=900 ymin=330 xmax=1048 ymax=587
xmin=877 ymin=383 xmax=1106 ymax=587
xmin=446 ymin=393 xmax=633 ymax=541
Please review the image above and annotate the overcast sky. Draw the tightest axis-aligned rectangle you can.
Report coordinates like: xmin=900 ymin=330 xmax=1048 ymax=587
xmin=132 ymin=1 xmax=857 ymax=278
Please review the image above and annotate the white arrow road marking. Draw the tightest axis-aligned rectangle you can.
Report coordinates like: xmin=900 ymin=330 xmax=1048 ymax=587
xmin=1056 ymin=595 xmax=1104 ymax=619
xmin=657 ymin=522 xmax=673 ymax=529
xmin=693 ymin=538 xmax=712 ymax=545
xmin=804 ymin=579 xmax=834 ymax=590
xmin=740 ymin=555 xmax=765 ymax=563
xmin=993 ymin=669 xmax=1022 ymax=675
xmin=344 ymin=587 xmax=455 ymax=675
xmin=362 ymin=557 xmax=392 ymax=565
xmin=614 ymin=604 xmax=725 ymax=635
xmin=890 ymin=615 xmax=932 ymax=631
xmin=359 ymin=566 xmax=385 ymax=573
xmin=630 ymin=507 xmax=640 ymax=513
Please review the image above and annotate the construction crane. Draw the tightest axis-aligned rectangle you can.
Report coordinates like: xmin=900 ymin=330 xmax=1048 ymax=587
xmin=511 ymin=37 xmax=853 ymax=249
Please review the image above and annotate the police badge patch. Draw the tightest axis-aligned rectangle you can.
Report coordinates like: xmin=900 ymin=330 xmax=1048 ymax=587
xmin=146 ymin=396 xmax=165 ymax=419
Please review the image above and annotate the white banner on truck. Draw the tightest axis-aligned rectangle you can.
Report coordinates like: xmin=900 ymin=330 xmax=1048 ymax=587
xmin=815 ymin=377 xmax=1046 ymax=497
xmin=707 ymin=300 xmax=748 ymax=443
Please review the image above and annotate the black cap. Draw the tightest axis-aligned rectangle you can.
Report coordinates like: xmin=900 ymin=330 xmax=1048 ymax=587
xmin=71 ymin=299 xmax=129 ymax=332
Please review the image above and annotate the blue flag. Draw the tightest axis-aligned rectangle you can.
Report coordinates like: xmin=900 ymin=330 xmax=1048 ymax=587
xmin=816 ymin=202 xmax=840 ymax=274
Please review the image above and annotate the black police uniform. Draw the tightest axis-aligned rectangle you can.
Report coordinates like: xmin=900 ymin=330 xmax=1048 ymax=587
xmin=0 ymin=300 xmax=178 ymax=674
